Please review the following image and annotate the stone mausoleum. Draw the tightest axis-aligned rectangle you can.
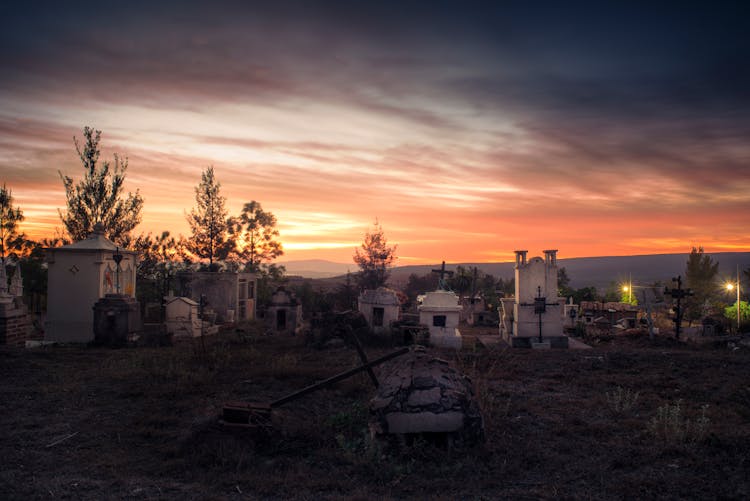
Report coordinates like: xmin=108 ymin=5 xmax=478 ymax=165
xmin=45 ymin=225 xmax=137 ymax=343
xmin=177 ymin=271 xmax=256 ymax=324
xmin=500 ymin=250 xmax=568 ymax=348
xmin=358 ymin=287 xmax=400 ymax=333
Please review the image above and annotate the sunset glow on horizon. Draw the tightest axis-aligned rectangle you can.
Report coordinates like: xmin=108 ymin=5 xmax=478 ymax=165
xmin=2 ymin=2 xmax=749 ymax=265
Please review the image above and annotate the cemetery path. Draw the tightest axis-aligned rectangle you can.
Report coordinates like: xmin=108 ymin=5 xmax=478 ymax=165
xmin=1 ymin=331 xmax=749 ymax=500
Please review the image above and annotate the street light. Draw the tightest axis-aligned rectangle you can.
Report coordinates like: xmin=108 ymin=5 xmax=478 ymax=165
xmin=726 ymin=265 xmax=740 ymax=331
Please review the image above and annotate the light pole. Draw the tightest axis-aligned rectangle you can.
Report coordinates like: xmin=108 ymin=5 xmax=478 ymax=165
xmin=726 ymin=265 xmax=740 ymax=332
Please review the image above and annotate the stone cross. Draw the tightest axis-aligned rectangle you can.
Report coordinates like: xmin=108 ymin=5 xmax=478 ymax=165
xmin=9 ymin=264 xmax=23 ymax=297
xmin=432 ymin=261 xmax=454 ymax=291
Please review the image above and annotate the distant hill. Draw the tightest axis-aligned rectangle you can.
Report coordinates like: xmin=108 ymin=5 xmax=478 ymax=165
xmin=285 ymin=252 xmax=750 ymax=293
xmin=278 ymin=259 xmax=354 ymax=278
xmin=387 ymin=252 xmax=750 ymax=292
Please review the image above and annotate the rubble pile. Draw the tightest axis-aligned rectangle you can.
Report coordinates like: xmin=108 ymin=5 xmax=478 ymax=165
xmin=369 ymin=347 xmax=484 ymax=446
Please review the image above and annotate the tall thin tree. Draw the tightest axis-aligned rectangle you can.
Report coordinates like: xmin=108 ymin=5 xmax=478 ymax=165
xmin=58 ymin=126 xmax=143 ymax=245
xmin=353 ymin=220 xmax=397 ymax=290
xmin=186 ymin=166 xmax=231 ymax=267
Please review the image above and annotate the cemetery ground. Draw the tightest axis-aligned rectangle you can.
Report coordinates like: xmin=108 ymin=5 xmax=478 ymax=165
xmin=2 ymin=328 xmax=750 ymax=500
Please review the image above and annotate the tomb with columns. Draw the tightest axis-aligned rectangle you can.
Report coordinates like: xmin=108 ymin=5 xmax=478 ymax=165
xmin=500 ymin=250 xmax=568 ymax=348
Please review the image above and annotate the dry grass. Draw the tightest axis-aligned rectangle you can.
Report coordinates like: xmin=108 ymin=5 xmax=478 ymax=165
xmin=1 ymin=331 xmax=750 ymax=499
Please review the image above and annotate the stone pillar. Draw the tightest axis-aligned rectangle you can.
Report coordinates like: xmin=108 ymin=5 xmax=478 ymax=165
xmin=514 ymin=250 xmax=528 ymax=267
xmin=543 ymin=249 xmax=558 ymax=267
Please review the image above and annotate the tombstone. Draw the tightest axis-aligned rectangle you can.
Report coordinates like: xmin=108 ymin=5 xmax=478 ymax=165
xmin=265 ymin=287 xmax=302 ymax=335
xmin=177 ymin=271 xmax=256 ymax=323
xmin=358 ymin=287 xmax=400 ymax=333
xmin=460 ymin=295 xmax=487 ymax=325
xmin=164 ymin=295 xmax=202 ymax=337
xmin=419 ymin=290 xmax=462 ymax=349
xmin=501 ymin=249 xmax=568 ymax=348
xmin=0 ymin=264 xmax=31 ymax=346
xmin=45 ymin=224 xmax=139 ymax=343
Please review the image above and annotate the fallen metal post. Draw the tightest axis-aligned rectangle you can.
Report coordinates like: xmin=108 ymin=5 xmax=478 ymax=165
xmin=270 ymin=347 xmax=409 ymax=408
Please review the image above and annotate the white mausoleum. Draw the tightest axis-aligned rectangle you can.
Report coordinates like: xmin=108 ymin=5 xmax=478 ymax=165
xmin=418 ymin=289 xmax=462 ymax=349
xmin=45 ymin=226 xmax=137 ymax=342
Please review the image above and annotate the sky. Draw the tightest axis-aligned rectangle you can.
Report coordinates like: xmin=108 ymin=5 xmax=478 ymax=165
xmin=1 ymin=1 xmax=749 ymax=265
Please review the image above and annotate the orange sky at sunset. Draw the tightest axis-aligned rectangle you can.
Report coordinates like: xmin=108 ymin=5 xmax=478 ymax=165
xmin=2 ymin=3 xmax=749 ymax=265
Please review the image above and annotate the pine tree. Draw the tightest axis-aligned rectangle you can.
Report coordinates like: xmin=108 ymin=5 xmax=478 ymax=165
xmin=0 ymin=183 xmax=26 ymax=265
xmin=353 ymin=221 xmax=397 ymax=290
xmin=186 ymin=166 xmax=231 ymax=268
xmin=232 ymin=201 xmax=283 ymax=272
xmin=58 ymin=126 xmax=143 ymax=244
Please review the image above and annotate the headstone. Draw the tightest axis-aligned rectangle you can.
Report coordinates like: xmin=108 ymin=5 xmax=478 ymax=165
xmin=358 ymin=287 xmax=400 ymax=333
xmin=418 ymin=289 xmax=462 ymax=349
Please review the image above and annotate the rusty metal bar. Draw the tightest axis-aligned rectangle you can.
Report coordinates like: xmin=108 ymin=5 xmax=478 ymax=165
xmin=349 ymin=331 xmax=379 ymax=388
xmin=269 ymin=347 xmax=409 ymax=408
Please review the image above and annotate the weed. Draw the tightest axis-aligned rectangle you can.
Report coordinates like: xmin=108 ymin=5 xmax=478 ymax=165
xmin=647 ymin=400 xmax=710 ymax=445
xmin=605 ymin=386 xmax=640 ymax=415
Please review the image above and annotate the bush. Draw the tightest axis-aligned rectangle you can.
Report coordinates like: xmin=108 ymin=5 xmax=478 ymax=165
xmin=605 ymin=386 xmax=640 ymax=415
xmin=647 ymin=400 xmax=710 ymax=445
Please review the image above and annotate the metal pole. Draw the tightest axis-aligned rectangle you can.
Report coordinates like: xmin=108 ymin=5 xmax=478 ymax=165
xmin=737 ymin=264 xmax=741 ymax=332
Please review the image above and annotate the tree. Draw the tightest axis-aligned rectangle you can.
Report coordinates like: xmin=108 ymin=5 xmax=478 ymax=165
xmin=186 ymin=166 xmax=231 ymax=268
xmin=558 ymin=267 xmax=573 ymax=298
xmin=685 ymin=246 xmax=719 ymax=323
xmin=447 ymin=266 xmax=474 ymax=296
xmin=232 ymin=201 xmax=283 ymax=272
xmin=0 ymin=184 xmax=26 ymax=265
xmin=58 ymin=127 xmax=143 ymax=245
xmin=353 ymin=221 xmax=397 ymax=290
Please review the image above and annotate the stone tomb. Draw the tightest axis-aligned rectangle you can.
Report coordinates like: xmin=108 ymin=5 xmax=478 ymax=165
xmin=358 ymin=287 xmax=400 ymax=333
xmin=164 ymin=296 xmax=202 ymax=337
xmin=45 ymin=225 xmax=138 ymax=343
xmin=418 ymin=289 xmax=462 ymax=349
xmin=177 ymin=271 xmax=256 ymax=323
xmin=265 ymin=287 xmax=303 ymax=335
xmin=369 ymin=346 xmax=484 ymax=446
xmin=500 ymin=250 xmax=568 ymax=348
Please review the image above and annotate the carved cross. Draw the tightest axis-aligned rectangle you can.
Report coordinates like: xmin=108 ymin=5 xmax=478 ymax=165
xmin=431 ymin=261 xmax=454 ymax=291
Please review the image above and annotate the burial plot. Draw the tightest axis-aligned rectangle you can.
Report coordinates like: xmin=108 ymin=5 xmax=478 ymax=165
xmin=265 ymin=287 xmax=303 ymax=335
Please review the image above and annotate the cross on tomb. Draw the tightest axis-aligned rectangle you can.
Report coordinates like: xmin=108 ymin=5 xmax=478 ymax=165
xmin=533 ymin=286 xmax=558 ymax=343
xmin=432 ymin=261 xmax=454 ymax=291
xmin=664 ymin=275 xmax=693 ymax=340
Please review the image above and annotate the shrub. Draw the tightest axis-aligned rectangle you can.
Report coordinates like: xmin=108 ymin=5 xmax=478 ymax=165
xmin=647 ymin=400 xmax=710 ymax=444
xmin=605 ymin=386 xmax=640 ymax=415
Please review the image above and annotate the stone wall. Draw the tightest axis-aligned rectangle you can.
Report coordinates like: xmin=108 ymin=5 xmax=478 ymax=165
xmin=0 ymin=300 xmax=30 ymax=347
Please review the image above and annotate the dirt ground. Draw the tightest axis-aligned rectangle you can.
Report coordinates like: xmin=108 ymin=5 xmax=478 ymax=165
xmin=2 ymin=328 xmax=749 ymax=500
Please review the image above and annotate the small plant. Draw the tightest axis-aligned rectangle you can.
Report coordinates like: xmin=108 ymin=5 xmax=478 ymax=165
xmin=647 ymin=400 xmax=710 ymax=445
xmin=605 ymin=386 xmax=640 ymax=415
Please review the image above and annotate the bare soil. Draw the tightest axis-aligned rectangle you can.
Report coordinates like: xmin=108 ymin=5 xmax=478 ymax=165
xmin=2 ymin=330 xmax=749 ymax=500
